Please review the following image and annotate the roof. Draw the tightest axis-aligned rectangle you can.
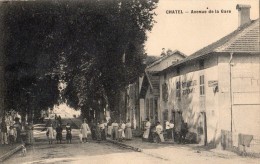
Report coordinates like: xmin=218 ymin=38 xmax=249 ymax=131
xmin=146 ymin=50 xmax=187 ymax=69
xmin=162 ymin=19 xmax=260 ymax=72
xmin=143 ymin=55 xmax=160 ymax=65
xmin=140 ymin=50 xmax=187 ymax=97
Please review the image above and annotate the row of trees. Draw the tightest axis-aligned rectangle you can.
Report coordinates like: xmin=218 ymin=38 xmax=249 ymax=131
xmin=0 ymin=0 xmax=158 ymax=121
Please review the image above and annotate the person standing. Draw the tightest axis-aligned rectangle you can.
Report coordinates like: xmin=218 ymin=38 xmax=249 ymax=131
xmin=26 ymin=122 xmax=34 ymax=145
xmin=80 ymin=119 xmax=90 ymax=143
xmin=0 ymin=118 xmax=8 ymax=145
xmin=66 ymin=123 xmax=72 ymax=144
xmin=169 ymin=120 xmax=175 ymax=142
xmin=56 ymin=123 xmax=63 ymax=144
xmin=8 ymin=126 xmax=16 ymax=145
xmin=111 ymin=120 xmax=119 ymax=140
xmin=125 ymin=119 xmax=132 ymax=140
xmin=121 ymin=121 xmax=126 ymax=139
xmin=96 ymin=122 xmax=101 ymax=141
xmin=155 ymin=121 xmax=165 ymax=143
xmin=165 ymin=120 xmax=171 ymax=140
xmin=46 ymin=123 xmax=54 ymax=144
xmin=143 ymin=118 xmax=151 ymax=140
xmin=180 ymin=121 xmax=188 ymax=144
xmin=99 ymin=120 xmax=106 ymax=140
xmin=13 ymin=118 xmax=22 ymax=143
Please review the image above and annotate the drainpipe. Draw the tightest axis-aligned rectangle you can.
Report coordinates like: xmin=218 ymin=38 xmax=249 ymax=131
xmin=229 ymin=52 xmax=234 ymax=147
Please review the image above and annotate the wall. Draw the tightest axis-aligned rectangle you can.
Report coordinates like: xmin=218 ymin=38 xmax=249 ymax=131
xmin=218 ymin=53 xmax=260 ymax=151
xmin=160 ymin=55 xmax=219 ymax=144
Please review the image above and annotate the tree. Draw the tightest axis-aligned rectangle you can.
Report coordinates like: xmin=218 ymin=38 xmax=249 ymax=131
xmin=1 ymin=0 xmax=158 ymax=121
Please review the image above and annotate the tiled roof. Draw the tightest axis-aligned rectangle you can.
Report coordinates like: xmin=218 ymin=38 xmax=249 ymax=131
xmin=162 ymin=19 xmax=260 ymax=72
xmin=216 ymin=19 xmax=259 ymax=52
xmin=146 ymin=50 xmax=187 ymax=70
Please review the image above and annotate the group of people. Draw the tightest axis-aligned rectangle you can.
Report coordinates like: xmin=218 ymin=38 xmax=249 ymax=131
xmin=45 ymin=117 xmax=189 ymax=145
xmin=46 ymin=122 xmax=72 ymax=144
xmin=109 ymin=119 xmax=132 ymax=141
xmin=0 ymin=116 xmax=34 ymax=145
xmin=77 ymin=118 xmax=133 ymax=143
xmin=143 ymin=118 xmax=188 ymax=143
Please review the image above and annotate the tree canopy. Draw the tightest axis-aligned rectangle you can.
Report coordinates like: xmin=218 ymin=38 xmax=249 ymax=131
xmin=1 ymin=0 xmax=158 ymax=121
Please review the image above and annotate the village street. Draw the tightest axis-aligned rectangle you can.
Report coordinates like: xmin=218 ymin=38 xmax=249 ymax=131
xmin=4 ymin=118 xmax=259 ymax=164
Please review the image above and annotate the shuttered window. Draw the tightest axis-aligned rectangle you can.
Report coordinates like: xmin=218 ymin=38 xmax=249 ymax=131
xmin=200 ymin=75 xmax=205 ymax=96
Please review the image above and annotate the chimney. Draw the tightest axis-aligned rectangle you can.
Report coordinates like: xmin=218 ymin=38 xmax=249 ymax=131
xmin=236 ymin=4 xmax=251 ymax=27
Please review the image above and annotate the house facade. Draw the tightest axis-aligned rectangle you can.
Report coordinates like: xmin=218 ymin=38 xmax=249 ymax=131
xmin=139 ymin=50 xmax=186 ymax=127
xmin=159 ymin=5 xmax=260 ymax=152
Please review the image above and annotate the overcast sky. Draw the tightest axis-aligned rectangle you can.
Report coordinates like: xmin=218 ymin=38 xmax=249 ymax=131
xmin=145 ymin=0 xmax=259 ymax=56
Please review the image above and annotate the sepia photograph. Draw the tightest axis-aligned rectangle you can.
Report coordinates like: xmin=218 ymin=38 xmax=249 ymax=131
xmin=0 ymin=0 xmax=259 ymax=163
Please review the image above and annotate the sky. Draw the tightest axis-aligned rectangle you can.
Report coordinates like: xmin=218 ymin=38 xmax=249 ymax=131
xmin=145 ymin=0 xmax=259 ymax=56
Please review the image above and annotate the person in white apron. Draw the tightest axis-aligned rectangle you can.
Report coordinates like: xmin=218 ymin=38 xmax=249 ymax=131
xmin=143 ymin=118 xmax=151 ymax=140
xmin=156 ymin=121 xmax=164 ymax=142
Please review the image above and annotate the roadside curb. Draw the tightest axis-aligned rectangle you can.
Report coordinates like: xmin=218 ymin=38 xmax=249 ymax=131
xmin=106 ymin=139 xmax=142 ymax=152
xmin=0 ymin=144 xmax=23 ymax=162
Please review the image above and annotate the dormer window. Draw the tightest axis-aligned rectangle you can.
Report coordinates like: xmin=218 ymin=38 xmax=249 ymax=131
xmin=176 ymin=67 xmax=180 ymax=75
xmin=199 ymin=59 xmax=204 ymax=70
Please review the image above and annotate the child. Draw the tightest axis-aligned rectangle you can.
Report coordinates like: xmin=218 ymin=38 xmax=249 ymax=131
xmin=66 ymin=123 xmax=72 ymax=144
xmin=8 ymin=126 xmax=16 ymax=145
xmin=46 ymin=123 xmax=54 ymax=144
xmin=56 ymin=124 xmax=63 ymax=144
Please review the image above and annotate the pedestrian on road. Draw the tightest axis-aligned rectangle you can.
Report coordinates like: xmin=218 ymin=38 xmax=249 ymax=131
xmin=1 ymin=117 xmax=8 ymax=144
xmin=99 ymin=120 xmax=106 ymax=140
xmin=8 ymin=126 xmax=16 ymax=145
xmin=96 ymin=122 xmax=101 ymax=142
xmin=66 ymin=123 xmax=72 ymax=144
xmin=13 ymin=118 xmax=22 ymax=143
xmin=180 ymin=121 xmax=188 ymax=144
xmin=142 ymin=118 xmax=151 ymax=141
xmin=46 ymin=123 xmax=54 ymax=144
xmin=165 ymin=120 xmax=171 ymax=140
xmin=90 ymin=120 xmax=97 ymax=140
xmin=169 ymin=120 xmax=175 ymax=142
xmin=111 ymin=120 xmax=119 ymax=140
xmin=155 ymin=121 xmax=164 ymax=143
xmin=56 ymin=123 xmax=63 ymax=144
xmin=125 ymin=119 xmax=132 ymax=140
xmin=121 ymin=121 xmax=126 ymax=139
xmin=26 ymin=122 xmax=34 ymax=145
xmin=118 ymin=121 xmax=125 ymax=142
xmin=80 ymin=119 xmax=90 ymax=143
xmin=107 ymin=119 xmax=112 ymax=137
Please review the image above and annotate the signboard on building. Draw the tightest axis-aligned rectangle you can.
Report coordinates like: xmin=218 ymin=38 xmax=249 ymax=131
xmin=208 ymin=80 xmax=218 ymax=87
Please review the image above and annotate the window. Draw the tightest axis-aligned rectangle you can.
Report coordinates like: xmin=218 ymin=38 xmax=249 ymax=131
xmin=176 ymin=81 xmax=181 ymax=98
xmin=154 ymin=98 xmax=158 ymax=121
xmin=200 ymin=75 xmax=205 ymax=95
xmin=199 ymin=59 xmax=204 ymax=70
xmin=176 ymin=67 xmax=180 ymax=75
xmin=149 ymin=98 xmax=154 ymax=119
xmin=146 ymin=99 xmax=149 ymax=119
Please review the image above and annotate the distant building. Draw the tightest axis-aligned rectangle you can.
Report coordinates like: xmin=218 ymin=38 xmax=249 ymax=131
xmin=159 ymin=4 xmax=259 ymax=152
xmin=139 ymin=50 xmax=186 ymax=126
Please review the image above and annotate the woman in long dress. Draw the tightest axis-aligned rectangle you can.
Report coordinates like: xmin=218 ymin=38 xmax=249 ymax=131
xmin=66 ymin=123 xmax=72 ymax=144
xmin=56 ymin=123 xmax=63 ymax=144
xmin=80 ymin=119 xmax=90 ymax=143
xmin=46 ymin=123 xmax=54 ymax=144
xmin=143 ymin=118 xmax=151 ymax=140
xmin=96 ymin=122 xmax=101 ymax=141
xmin=26 ymin=122 xmax=34 ymax=145
xmin=111 ymin=120 xmax=119 ymax=140
xmin=125 ymin=119 xmax=132 ymax=140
